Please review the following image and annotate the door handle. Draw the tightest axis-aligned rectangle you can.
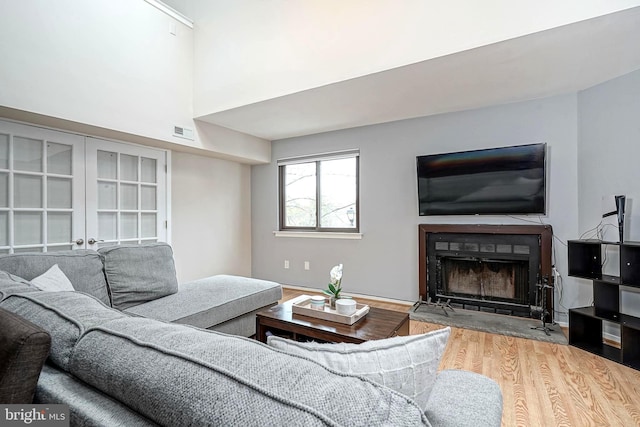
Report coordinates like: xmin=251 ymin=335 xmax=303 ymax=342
xmin=73 ymin=238 xmax=84 ymax=246
xmin=88 ymin=238 xmax=104 ymax=245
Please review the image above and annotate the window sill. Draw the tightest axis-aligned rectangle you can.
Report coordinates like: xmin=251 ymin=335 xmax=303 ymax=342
xmin=273 ymin=231 xmax=363 ymax=240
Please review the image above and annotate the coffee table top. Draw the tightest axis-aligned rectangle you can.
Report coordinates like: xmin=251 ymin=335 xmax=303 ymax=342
xmin=257 ymin=295 xmax=409 ymax=343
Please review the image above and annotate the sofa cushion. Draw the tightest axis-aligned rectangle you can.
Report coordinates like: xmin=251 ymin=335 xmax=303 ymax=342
xmin=0 ymin=250 xmax=110 ymax=306
xmin=0 ymin=270 xmax=40 ymax=301
xmin=98 ymin=243 xmax=178 ymax=310
xmin=424 ymin=369 xmax=503 ymax=427
xmin=0 ymin=292 xmax=127 ymax=371
xmin=267 ymin=327 xmax=451 ymax=410
xmin=30 ymin=264 xmax=75 ymax=292
xmin=70 ymin=317 xmax=430 ymax=427
xmin=0 ymin=307 xmax=51 ymax=403
xmin=124 ymin=275 xmax=282 ymax=329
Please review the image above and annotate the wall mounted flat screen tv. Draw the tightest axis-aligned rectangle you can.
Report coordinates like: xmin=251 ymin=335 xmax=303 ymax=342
xmin=417 ymin=143 xmax=547 ymax=216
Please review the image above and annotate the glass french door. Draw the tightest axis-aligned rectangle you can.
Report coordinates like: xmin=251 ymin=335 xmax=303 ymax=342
xmin=85 ymin=138 xmax=167 ymax=247
xmin=0 ymin=120 xmax=168 ymax=253
xmin=0 ymin=121 xmax=85 ymax=254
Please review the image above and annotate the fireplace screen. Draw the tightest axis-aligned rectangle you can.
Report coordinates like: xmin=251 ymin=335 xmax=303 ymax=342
xmin=438 ymin=257 xmax=529 ymax=305
xmin=420 ymin=225 xmax=552 ymax=319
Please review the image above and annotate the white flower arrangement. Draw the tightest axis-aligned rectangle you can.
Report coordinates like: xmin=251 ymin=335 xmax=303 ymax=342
xmin=324 ymin=264 xmax=344 ymax=300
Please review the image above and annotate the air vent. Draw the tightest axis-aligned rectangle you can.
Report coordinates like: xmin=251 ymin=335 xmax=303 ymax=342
xmin=173 ymin=125 xmax=194 ymax=140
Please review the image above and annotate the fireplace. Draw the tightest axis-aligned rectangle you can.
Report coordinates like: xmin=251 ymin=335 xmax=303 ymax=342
xmin=418 ymin=224 xmax=553 ymax=319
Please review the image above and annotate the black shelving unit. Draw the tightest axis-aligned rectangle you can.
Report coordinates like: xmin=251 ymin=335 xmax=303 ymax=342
xmin=568 ymin=240 xmax=640 ymax=370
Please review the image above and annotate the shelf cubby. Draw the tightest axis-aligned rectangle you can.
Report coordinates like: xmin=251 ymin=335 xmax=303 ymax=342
xmin=568 ymin=240 xmax=640 ymax=371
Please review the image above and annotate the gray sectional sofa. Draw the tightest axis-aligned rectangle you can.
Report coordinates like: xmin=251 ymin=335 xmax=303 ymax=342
xmin=0 ymin=243 xmax=282 ymax=337
xmin=0 ymin=244 xmax=503 ymax=426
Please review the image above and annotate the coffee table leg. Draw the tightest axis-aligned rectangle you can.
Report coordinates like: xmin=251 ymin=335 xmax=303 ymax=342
xmin=256 ymin=317 xmax=267 ymax=342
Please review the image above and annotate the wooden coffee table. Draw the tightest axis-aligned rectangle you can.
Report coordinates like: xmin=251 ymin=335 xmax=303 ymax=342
xmin=256 ymin=296 xmax=410 ymax=343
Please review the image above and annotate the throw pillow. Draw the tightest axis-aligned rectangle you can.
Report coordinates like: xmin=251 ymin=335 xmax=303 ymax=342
xmin=30 ymin=264 xmax=75 ymax=292
xmin=98 ymin=243 xmax=179 ymax=309
xmin=267 ymin=327 xmax=451 ymax=411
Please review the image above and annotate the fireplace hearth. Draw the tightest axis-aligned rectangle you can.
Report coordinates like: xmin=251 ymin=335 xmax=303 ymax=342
xmin=418 ymin=224 xmax=553 ymax=320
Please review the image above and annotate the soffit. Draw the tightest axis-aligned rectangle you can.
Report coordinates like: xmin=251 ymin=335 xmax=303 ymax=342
xmin=196 ymin=7 xmax=640 ymax=140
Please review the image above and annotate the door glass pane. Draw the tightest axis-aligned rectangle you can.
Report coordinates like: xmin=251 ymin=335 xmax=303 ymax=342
xmin=14 ymin=247 xmax=43 ymax=253
xmin=121 ymin=154 xmax=138 ymax=181
xmin=141 ymin=213 xmax=156 ymax=238
xmin=0 ymin=173 xmax=7 ymax=207
xmin=15 ymin=175 xmax=42 ymax=208
xmin=15 ymin=212 xmax=42 ymax=245
xmin=14 ymin=137 xmax=43 ymax=172
xmin=97 ymin=242 xmax=117 ymax=249
xmin=98 ymin=182 xmax=117 ymax=210
xmin=121 ymin=213 xmax=138 ymax=239
xmin=120 ymin=183 xmax=137 ymax=210
xmin=141 ymin=185 xmax=156 ymax=210
xmin=98 ymin=212 xmax=117 ymax=241
xmin=47 ymin=177 xmax=72 ymax=208
xmin=97 ymin=151 xmax=117 ymax=179
xmin=47 ymin=212 xmax=72 ymax=243
xmin=0 ymin=212 xmax=7 ymax=246
xmin=0 ymin=134 xmax=8 ymax=169
xmin=47 ymin=142 xmax=72 ymax=175
xmin=141 ymin=157 xmax=157 ymax=183
xmin=47 ymin=245 xmax=73 ymax=252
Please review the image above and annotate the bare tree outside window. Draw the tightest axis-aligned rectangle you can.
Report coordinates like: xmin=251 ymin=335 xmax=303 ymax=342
xmin=320 ymin=158 xmax=357 ymax=229
xmin=283 ymin=162 xmax=316 ymax=227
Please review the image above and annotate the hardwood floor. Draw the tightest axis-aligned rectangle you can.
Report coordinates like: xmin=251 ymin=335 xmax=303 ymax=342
xmin=281 ymin=288 xmax=640 ymax=427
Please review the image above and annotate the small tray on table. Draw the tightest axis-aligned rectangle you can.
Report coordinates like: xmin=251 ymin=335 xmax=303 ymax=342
xmin=291 ymin=295 xmax=370 ymax=325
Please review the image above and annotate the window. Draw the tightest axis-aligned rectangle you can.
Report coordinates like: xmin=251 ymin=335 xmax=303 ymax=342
xmin=279 ymin=151 xmax=359 ymax=232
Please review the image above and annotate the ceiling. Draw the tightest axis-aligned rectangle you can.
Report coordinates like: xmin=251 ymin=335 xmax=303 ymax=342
xmin=196 ymin=7 xmax=640 ymax=141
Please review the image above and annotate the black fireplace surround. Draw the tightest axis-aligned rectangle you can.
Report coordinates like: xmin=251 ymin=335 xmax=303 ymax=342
xmin=418 ymin=224 xmax=553 ymax=320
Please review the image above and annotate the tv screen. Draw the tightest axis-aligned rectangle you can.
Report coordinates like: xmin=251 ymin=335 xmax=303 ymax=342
xmin=417 ymin=143 xmax=546 ymax=216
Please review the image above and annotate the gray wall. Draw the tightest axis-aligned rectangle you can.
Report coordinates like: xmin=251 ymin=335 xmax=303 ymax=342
xmin=252 ymin=94 xmax=579 ymax=322
xmin=578 ymin=68 xmax=640 ymax=319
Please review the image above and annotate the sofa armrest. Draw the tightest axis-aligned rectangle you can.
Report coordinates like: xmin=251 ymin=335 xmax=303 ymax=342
xmin=0 ymin=307 xmax=51 ymax=403
xmin=424 ymin=369 xmax=503 ymax=427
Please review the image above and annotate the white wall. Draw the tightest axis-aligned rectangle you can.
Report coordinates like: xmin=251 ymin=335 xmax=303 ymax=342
xmin=0 ymin=0 xmax=270 ymax=164
xmin=0 ymin=0 xmax=259 ymax=286
xmin=171 ymin=151 xmax=252 ymax=282
xmin=578 ymin=68 xmax=640 ymax=318
xmin=252 ymin=95 xmax=579 ymax=322
xmin=0 ymin=0 xmax=192 ymax=146
xmin=193 ymin=0 xmax=640 ymax=116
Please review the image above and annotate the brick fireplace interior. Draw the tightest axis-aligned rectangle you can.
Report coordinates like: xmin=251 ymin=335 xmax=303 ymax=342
xmin=418 ymin=224 xmax=553 ymax=320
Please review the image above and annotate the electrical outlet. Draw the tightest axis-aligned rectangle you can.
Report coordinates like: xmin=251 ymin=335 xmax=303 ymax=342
xmin=304 ymin=261 xmax=310 ymax=270
xmin=284 ymin=260 xmax=289 ymax=269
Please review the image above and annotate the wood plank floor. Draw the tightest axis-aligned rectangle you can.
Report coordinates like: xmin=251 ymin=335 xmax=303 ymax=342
xmin=281 ymin=288 xmax=640 ymax=427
